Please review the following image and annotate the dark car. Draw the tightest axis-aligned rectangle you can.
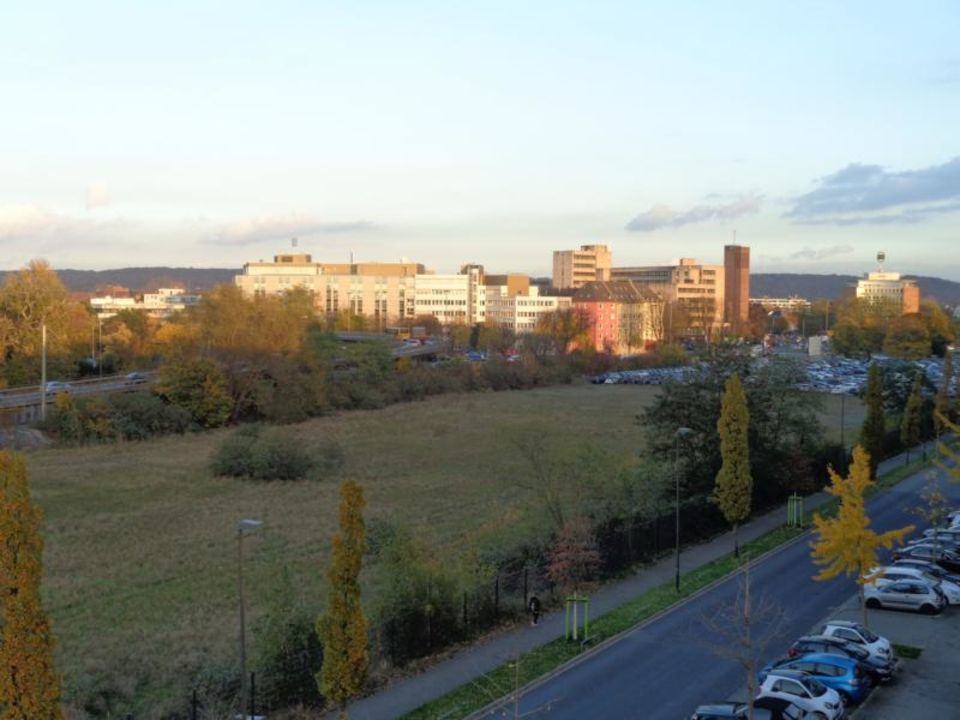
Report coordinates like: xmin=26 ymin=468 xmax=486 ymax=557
xmin=690 ymin=698 xmax=804 ymax=720
xmin=788 ymin=635 xmax=896 ymax=683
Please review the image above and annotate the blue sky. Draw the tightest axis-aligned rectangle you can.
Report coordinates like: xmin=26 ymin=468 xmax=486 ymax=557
xmin=1 ymin=1 xmax=958 ymax=278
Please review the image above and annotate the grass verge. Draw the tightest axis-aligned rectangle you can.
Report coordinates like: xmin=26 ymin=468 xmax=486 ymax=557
xmin=892 ymin=643 xmax=923 ymax=660
xmin=401 ymin=450 xmax=933 ymax=720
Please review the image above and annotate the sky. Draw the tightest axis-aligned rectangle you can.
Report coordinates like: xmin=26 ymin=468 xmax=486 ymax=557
xmin=1 ymin=1 xmax=958 ymax=278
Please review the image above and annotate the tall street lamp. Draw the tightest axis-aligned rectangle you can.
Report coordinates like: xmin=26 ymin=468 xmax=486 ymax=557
xmin=237 ymin=518 xmax=263 ymax=718
xmin=674 ymin=427 xmax=694 ymax=592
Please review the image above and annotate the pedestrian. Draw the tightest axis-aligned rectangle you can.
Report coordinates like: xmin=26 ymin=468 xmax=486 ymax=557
xmin=528 ymin=595 xmax=541 ymax=626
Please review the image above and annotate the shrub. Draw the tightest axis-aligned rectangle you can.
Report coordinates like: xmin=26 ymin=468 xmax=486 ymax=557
xmin=109 ymin=392 xmax=192 ymax=440
xmin=211 ymin=425 xmax=323 ymax=482
xmin=210 ymin=424 xmax=261 ymax=478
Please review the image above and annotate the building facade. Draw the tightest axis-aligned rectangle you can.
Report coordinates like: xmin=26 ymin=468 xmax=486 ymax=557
xmin=552 ymin=244 xmax=612 ymax=290
xmin=723 ymin=244 xmax=750 ymax=326
xmin=90 ymin=288 xmax=200 ymax=318
xmin=750 ymin=296 xmax=812 ymax=313
xmin=573 ymin=280 xmax=663 ymax=355
xmin=855 ymin=272 xmax=920 ymax=314
xmin=485 ymin=286 xmax=572 ymax=334
xmin=610 ymin=258 xmax=724 ymax=334
xmin=412 ymin=266 xmax=486 ymax=325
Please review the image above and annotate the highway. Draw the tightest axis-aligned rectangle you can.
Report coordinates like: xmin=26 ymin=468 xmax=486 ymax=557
xmin=482 ymin=465 xmax=960 ymax=719
xmin=0 ymin=374 xmax=151 ymax=409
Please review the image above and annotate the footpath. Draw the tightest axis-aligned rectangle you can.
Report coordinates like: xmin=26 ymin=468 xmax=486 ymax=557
xmin=339 ymin=450 xmax=917 ymax=720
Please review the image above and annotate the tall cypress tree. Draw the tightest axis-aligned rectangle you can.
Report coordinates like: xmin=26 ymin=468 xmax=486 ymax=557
xmin=713 ymin=373 xmax=752 ymax=558
xmin=900 ymin=372 xmax=923 ymax=463
xmin=0 ymin=451 xmax=63 ymax=720
xmin=317 ymin=480 xmax=369 ymax=718
xmin=860 ymin=363 xmax=886 ymax=477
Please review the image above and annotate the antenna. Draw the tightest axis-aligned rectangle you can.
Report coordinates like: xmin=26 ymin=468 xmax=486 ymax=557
xmin=733 ymin=229 xmax=737 ymax=245
xmin=291 ymin=237 xmax=298 ymax=249
xmin=877 ymin=251 xmax=886 ymax=272
xmin=350 ymin=251 xmax=354 ymax=264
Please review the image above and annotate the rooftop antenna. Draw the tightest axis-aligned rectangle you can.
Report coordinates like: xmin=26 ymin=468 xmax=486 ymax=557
xmin=350 ymin=251 xmax=354 ymax=264
xmin=877 ymin=251 xmax=886 ymax=272
xmin=291 ymin=237 xmax=298 ymax=249
xmin=733 ymin=229 xmax=737 ymax=244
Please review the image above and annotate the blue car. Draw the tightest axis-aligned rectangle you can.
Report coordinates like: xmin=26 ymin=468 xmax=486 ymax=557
xmin=761 ymin=652 xmax=873 ymax=703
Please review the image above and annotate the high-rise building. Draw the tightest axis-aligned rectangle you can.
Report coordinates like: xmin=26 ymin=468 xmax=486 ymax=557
xmin=552 ymin=244 xmax=612 ymax=289
xmin=723 ymin=244 xmax=750 ymax=326
xmin=855 ymin=272 xmax=920 ymax=314
xmin=413 ymin=265 xmax=486 ymax=325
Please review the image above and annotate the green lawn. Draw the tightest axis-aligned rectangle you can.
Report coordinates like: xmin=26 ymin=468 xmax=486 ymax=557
xmin=26 ymin=383 xmax=849 ymax=716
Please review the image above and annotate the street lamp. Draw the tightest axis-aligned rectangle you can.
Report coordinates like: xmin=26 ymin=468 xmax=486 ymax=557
xmin=237 ymin=518 xmax=263 ymax=718
xmin=674 ymin=427 xmax=694 ymax=592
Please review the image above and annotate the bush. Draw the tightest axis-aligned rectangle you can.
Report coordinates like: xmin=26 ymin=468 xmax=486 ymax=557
xmin=211 ymin=425 xmax=333 ymax=482
xmin=109 ymin=392 xmax=192 ymax=440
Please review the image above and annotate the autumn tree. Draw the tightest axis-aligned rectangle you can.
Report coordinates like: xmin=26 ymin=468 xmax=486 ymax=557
xmin=154 ymin=357 xmax=232 ymax=428
xmin=535 ymin=307 xmax=592 ymax=354
xmin=912 ymin=478 xmax=952 ymax=556
xmin=900 ymin=372 xmax=924 ymax=462
xmin=882 ymin=314 xmax=931 ymax=359
xmin=318 ymin=480 xmax=369 ymax=717
xmin=935 ymin=350 xmax=954 ymax=434
xmin=0 ymin=451 xmax=63 ymax=719
xmin=811 ymin=445 xmax=914 ymax=626
xmin=713 ymin=374 xmax=752 ymax=557
xmin=859 ymin=363 xmax=886 ymax=477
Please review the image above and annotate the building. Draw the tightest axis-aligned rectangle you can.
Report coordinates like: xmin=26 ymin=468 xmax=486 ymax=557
xmin=235 ymin=253 xmax=424 ymax=324
xmin=723 ymin=244 xmax=750 ymax=326
xmin=412 ymin=265 xmax=486 ymax=325
xmin=750 ymin=296 xmax=812 ymax=313
xmin=573 ymin=280 xmax=664 ymax=355
xmin=552 ymin=244 xmax=612 ymax=290
xmin=855 ymin=271 xmax=920 ymax=314
xmin=610 ymin=258 xmax=724 ymax=335
xmin=485 ymin=286 xmax=572 ymax=334
xmin=90 ymin=288 xmax=200 ymax=318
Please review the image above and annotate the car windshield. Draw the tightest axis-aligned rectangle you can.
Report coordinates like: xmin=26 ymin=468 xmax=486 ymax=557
xmin=859 ymin=627 xmax=879 ymax=642
xmin=802 ymin=676 xmax=828 ymax=695
xmin=846 ymin=644 xmax=868 ymax=659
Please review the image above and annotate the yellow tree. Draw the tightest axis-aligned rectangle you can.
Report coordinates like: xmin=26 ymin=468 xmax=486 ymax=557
xmin=934 ymin=411 xmax=960 ymax=482
xmin=0 ymin=451 xmax=63 ymax=720
xmin=318 ymin=480 xmax=369 ymax=717
xmin=713 ymin=373 xmax=752 ymax=558
xmin=811 ymin=445 xmax=914 ymax=626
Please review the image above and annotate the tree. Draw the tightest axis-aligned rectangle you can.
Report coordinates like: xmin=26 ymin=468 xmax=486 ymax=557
xmin=882 ymin=314 xmax=931 ymax=359
xmin=912 ymin=478 xmax=952 ymax=557
xmin=810 ymin=445 xmax=913 ymax=626
xmin=0 ymin=451 xmax=63 ymax=720
xmin=935 ymin=350 xmax=954 ymax=434
xmin=900 ymin=372 xmax=923 ymax=462
xmin=919 ymin=299 xmax=955 ymax=356
xmin=545 ymin=517 xmax=601 ymax=594
xmin=713 ymin=374 xmax=752 ymax=557
xmin=154 ymin=357 xmax=232 ymax=428
xmin=318 ymin=480 xmax=369 ymax=717
xmin=535 ymin=307 xmax=592 ymax=355
xmin=859 ymin=363 xmax=886 ymax=477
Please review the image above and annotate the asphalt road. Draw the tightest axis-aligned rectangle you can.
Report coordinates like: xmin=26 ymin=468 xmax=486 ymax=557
xmin=487 ymin=465 xmax=960 ymax=720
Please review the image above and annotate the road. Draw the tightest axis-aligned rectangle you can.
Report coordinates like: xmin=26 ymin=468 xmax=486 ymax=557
xmin=483 ymin=465 xmax=960 ymax=719
xmin=0 ymin=375 xmax=152 ymax=409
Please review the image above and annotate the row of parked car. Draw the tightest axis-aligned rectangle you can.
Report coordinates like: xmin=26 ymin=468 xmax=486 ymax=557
xmin=690 ymin=510 xmax=960 ymax=719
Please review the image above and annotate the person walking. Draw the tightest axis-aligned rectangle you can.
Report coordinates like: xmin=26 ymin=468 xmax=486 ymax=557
xmin=528 ymin=595 xmax=541 ymax=626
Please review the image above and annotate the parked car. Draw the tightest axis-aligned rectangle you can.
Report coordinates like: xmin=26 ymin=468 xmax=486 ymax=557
xmin=867 ymin=565 xmax=960 ymax=604
xmin=690 ymin=698 xmax=805 ymax=720
xmin=893 ymin=544 xmax=960 ymax=573
xmin=893 ymin=558 xmax=960 ymax=586
xmin=762 ymin=654 xmax=872 ymax=704
xmin=818 ymin=620 xmax=892 ymax=663
xmin=864 ymin=579 xmax=946 ymax=614
xmin=756 ymin=669 xmax=843 ymax=720
xmin=787 ymin=635 xmax=896 ymax=683
xmin=44 ymin=381 xmax=73 ymax=393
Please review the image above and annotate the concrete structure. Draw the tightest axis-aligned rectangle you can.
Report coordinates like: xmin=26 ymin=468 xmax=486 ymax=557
xmin=573 ymin=280 xmax=663 ymax=355
xmin=855 ymin=271 xmax=920 ymax=314
xmin=235 ymin=253 xmax=425 ymax=324
xmin=751 ymin=296 xmax=812 ymax=313
xmin=90 ymin=288 xmax=200 ymax=318
xmin=412 ymin=265 xmax=486 ymax=325
xmin=552 ymin=244 xmax=612 ymax=290
xmin=485 ymin=286 xmax=572 ymax=334
xmin=611 ymin=258 xmax=724 ymax=334
xmin=723 ymin=244 xmax=750 ymax=326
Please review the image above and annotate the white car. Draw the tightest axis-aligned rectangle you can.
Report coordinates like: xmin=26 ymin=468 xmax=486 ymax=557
xmin=819 ymin=620 xmax=892 ymax=663
xmin=864 ymin=579 xmax=946 ymax=614
xmin=44 ymin=381 xmax=74 ymax=393
xmin=867 ymin=565 xmax=960 ymax=605
xmin=756 ymin=670 xmax=844 ymax=720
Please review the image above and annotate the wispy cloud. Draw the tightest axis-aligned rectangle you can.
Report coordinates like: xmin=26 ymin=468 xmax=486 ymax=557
xmin=210 ymin=214 xmax=379 ymax=245
xmin=789 ymin=244 xmax=854 ymax=261
xmin=0 ymin=204 xmax=129 ymax=241
xmin=625 ymin=195 xmax=761 ymax=232
xmin=786 ymin=157 xmax=960 ymax=225
xmin=85 ymin=183 xmax=112 ymax=210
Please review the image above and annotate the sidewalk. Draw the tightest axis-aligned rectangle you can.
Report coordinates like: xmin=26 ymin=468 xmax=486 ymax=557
xmin=341 ymin=450 xmax=914 ymax=720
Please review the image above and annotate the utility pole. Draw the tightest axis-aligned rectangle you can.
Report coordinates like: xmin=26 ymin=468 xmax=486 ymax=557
xmin=40 ymin=323 xmax=47 ymax=421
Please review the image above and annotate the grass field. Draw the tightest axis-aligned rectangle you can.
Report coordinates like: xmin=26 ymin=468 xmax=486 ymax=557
xmin=27 ymin=383 xmax=859 ymax=716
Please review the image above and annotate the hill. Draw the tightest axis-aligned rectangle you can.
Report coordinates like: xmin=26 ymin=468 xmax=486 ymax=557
xmin=0 ymin=266 xmax=238 ymax=293
xmin=751 ymin=273 xmax=960 ymax=306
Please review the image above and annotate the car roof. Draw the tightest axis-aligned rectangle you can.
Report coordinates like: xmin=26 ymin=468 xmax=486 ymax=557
xmin=694 ymin=702 xmax=745 ymax=713
xmin=766 ymin=669 xmax=809 ymax=679
xmin=824 ymin=620 xmax=860 ymax=629
xmin=790 ymin=653 xmax=854 ymax=666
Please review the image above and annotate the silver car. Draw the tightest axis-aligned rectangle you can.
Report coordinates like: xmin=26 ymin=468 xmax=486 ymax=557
xmin=864 ymin=579 xmax=946 ymax=614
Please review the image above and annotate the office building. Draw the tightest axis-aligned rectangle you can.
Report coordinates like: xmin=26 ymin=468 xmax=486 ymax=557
xmin=552 ymin=244 xmax=612 ymax=290
xmin=724 ymin=244 xmax=750 ymax=326
xmin=855 ymin=272 xmax=920 ymax=314
xmin=485 ymin=286 xmax=572 ymax=334
xmin=413 ymin=265 xmax=486 ymax=325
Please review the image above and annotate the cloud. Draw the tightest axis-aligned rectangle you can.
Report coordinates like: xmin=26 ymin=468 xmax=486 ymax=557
xmin=786 ymin=156 xmax=960 ymax=224
xmin=85 ymin=183 xmax=111 ymax=209
xmin=210 ymin=214 xmax=379 ymax=245
xmin=625 ymin=195 xmax=761 ymax=232
xmin=789 ymin=244 xmax=854 ymax=261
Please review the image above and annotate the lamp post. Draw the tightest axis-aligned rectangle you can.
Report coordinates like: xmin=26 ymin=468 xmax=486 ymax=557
xmin=674 ymin=427 xmax=694 ymax=592
xmin=237 ymin=518 xmax=262 ymax=718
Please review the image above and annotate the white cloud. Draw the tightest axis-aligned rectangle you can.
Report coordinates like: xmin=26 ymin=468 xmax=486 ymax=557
xmin=210 ymin=213 xmax=379 ymax=245
xmin=625 ymin=195 xmax=762 ymax=232
xmin=85 ymin=183 xmax=112 ymax=209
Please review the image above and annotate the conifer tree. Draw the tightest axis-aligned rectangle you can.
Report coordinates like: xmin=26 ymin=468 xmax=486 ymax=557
xmin=859 ymin=363 xmax=886 ymax=477
xmin=317 ymin=480 xmax=368 ymax=718
xmin=0 ymin=451 xmax=63 ymax=720
xmin=900 ymin=372 xmax=923 ymax=463
xmin=811 ymin=446 xmax=913 ymax=626
xmin=712 ymin=373 xmax=752 ymax=557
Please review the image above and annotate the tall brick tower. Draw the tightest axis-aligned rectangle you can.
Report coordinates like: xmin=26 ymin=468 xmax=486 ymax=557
xmin=724 ymin=244 xmax=750 ymax=328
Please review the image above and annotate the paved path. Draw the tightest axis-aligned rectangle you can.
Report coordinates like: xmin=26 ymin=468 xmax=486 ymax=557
xmin=340 ymin=447 xmax=928 ymax=720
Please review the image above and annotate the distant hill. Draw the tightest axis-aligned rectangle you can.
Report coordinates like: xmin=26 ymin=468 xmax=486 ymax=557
xmin=751 ymin=274 xmax=960 ymax=306
xmin=0 ymin=267 xmax=238 ymax=294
